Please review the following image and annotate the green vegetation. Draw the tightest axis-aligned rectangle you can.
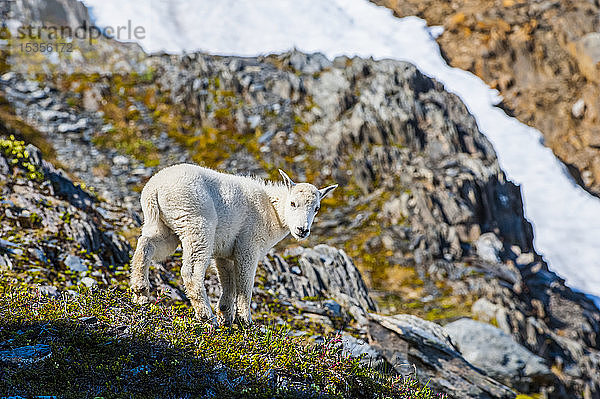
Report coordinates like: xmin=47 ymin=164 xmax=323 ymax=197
xmin=0 ymin=135 xmax=44 ymax=180
xmin=0 ymin=275 xmax=446 ymax=399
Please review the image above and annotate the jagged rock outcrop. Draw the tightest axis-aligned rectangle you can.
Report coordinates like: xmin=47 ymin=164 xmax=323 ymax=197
xmin=0 ymin=136 xmax=133 ymax=288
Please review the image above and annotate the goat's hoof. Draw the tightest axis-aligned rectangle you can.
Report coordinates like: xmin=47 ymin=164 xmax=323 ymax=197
xmin=191 ymin=303 xmax=218 ymax=326
xmin=199 ymin=314 xmax=219 ymax=327
xmin=218 ymin=314 xmax=234 ymax=327
xmin=234 ymin=315 xmax=253 ymax=327
xmin=132 ymin=291 xmax=150 ymax=305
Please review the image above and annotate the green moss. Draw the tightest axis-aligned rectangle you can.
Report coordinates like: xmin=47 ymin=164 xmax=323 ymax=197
xmin=375 ymin=291 xmax=474 ymax=325
xmin=0 ymin=135 xmax=44 ymax=180
xmin=0 ymin=90 xmax=57 ymax=166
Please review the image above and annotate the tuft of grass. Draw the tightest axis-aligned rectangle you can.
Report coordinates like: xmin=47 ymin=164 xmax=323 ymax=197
xmin=0 ymin=274 xmax=447 ymax=399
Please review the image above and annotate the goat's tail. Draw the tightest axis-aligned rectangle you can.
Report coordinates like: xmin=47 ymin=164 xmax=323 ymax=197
xmin=140 ymin=187 xmax=162 ymax=236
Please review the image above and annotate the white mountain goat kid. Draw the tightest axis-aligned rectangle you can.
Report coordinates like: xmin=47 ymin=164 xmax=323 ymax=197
xmin=130 ymin=164 xmax=337 ymax=324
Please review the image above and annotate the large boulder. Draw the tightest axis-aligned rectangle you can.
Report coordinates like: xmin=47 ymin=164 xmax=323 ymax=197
xmin=445 ymin=318 xmax=554 ymax=392
xmin=368 ymin=313 xmax=516 ymax=399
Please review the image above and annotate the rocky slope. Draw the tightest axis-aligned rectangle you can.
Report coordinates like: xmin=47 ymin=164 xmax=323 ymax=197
xmin=0 ymin=136 xmax=507 ymax=398
xmin=373 ymin=0 xmax=600 ymax=197
xmin=1 ymin=0 xmax=600 ymax=397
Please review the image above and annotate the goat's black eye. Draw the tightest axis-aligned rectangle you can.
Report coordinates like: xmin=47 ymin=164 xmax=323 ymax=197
xmin=315 ymin=206 xmax=320 ymax=212
xmin=291 ymin=201 xmax=297 ymax=207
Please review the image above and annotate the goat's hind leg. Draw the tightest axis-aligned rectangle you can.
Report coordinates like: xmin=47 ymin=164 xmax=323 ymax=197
xmin=130 ymin=235 xmax=156 ymax=305
xmin=131 ymin=227 xmax=179 ymax=305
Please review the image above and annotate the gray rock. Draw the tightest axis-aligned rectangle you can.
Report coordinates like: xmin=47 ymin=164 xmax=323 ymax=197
xmin=64 ymin=254 xmax=87 ymax=272
xmin=112 ymin=155 xmax=130 ymax=166
xmin=368 ymin=313 xmax=515 ymax=399
xmin=572 ymin=99 xmax=586 ymax=119
xmin=0 ymin=154 xmax=9 ymax=175
xmin=371 ymin=313 xmax=458 ymax=354
xmin=323 ymin=299 xmax=343 ymax=318
xmin=25 ymin=144 xmax=43 ymax=168
xmin=445 ymin=318 xmax=553 ymax=391
xmin=80 ymin=276 xmax=97 ymax=287
xmin=471 ymin=298 xmax=501 ymax=323
xmin=260 ymin=245 xmax=376 ymax=316
xmin=476 ymin=232 xmax=503 ymax=263
xmin=0 ymin=344 xmax=51 ymax=366
xmin=247 ymin=115 xmax=261 ymax=129
xmin=288 ymin=51 xmax=332 ymax=74
xmin=0 ymin=72 xmax=16 ymax=82
xmin=257 ymin=130 xmax=276 ymax=144
xmin=516 ymin=252 xmax=535 ymax=266
xmin=57 ymin=118 xmax=88 ymax=133
xmin=38 ymin=285 xmax=59 ymax=297
xmin=341 ymin=334 xmax=389 ymax=370
xmin=37 ymin=109 xmax=70 ymax=122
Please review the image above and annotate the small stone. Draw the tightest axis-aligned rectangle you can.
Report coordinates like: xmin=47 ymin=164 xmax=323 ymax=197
xmin=0 ymin=71 xmax=16 ymax=82
xmin=0 ymin=155 xmax=9 ymax=174
xmin=28 ymin=248 xmax=47 ymax=263
xmin=57 ymin=118 xmax=88 ymax=133
xmin=247 ymin=115 xmax=261 ymax=129
xmin=25 ymin=144 xmax=43 ymax=167
xmin=572 ymin=99 xmax=586 ymax=119
xmin=471 ymin=298 xmax=500 ymax=323
xmin=258 ymin=130 xmax=275 ymax=144
xmin=112 ymin=155 xmax=130 ymax=166
xmin=80 ymin=277 xmax=97 ymax=287
xmin=38 ymin=109 xmax=70 ymax=122
xmin=516 ymin=252 xmax=535 ymax=266
xmin=38 ymin=285 xmax=59 ymax=297
xmin=78 ymin=316 xmax=97 ymax=324
xmin=475 ymin=232 xmax=503 ymax=263
xmin=323 ymin=299 xmax=342 ymax=318
xmin=64 ymin=255 xmax=87 ymax=272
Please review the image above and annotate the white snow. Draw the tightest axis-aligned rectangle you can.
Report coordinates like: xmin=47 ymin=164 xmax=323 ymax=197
xmin=82 ymin=0 xmax=600 ymax=303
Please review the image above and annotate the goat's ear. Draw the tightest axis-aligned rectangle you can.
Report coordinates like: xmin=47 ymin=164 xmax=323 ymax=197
xmin=318 ymin=184 xmax=338 ymax=199
xmin=278 ymin=169 xmax=296 ymax=189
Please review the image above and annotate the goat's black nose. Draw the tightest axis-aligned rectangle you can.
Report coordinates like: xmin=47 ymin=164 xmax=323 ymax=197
xmin=297 ymin=227 xmax=309 ymax=236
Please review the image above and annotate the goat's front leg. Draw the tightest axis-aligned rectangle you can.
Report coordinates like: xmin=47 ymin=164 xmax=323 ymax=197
xmin=233 ymin=247 xmax=259 ymax=326
xmin=215 ymin=257 xmax=236 ymax=326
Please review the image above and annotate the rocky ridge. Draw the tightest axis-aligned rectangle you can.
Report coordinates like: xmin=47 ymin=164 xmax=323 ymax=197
xmin=373 ymin=0 xmax=600 ymax=197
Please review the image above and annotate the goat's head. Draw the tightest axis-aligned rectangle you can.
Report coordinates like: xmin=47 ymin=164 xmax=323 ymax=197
xmin=279 ymin=169 xmax=337 ymax=240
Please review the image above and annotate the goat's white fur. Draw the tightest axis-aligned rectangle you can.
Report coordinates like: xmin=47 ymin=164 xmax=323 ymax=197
xmin=130 ymin=164 xmax=337 ymax=324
